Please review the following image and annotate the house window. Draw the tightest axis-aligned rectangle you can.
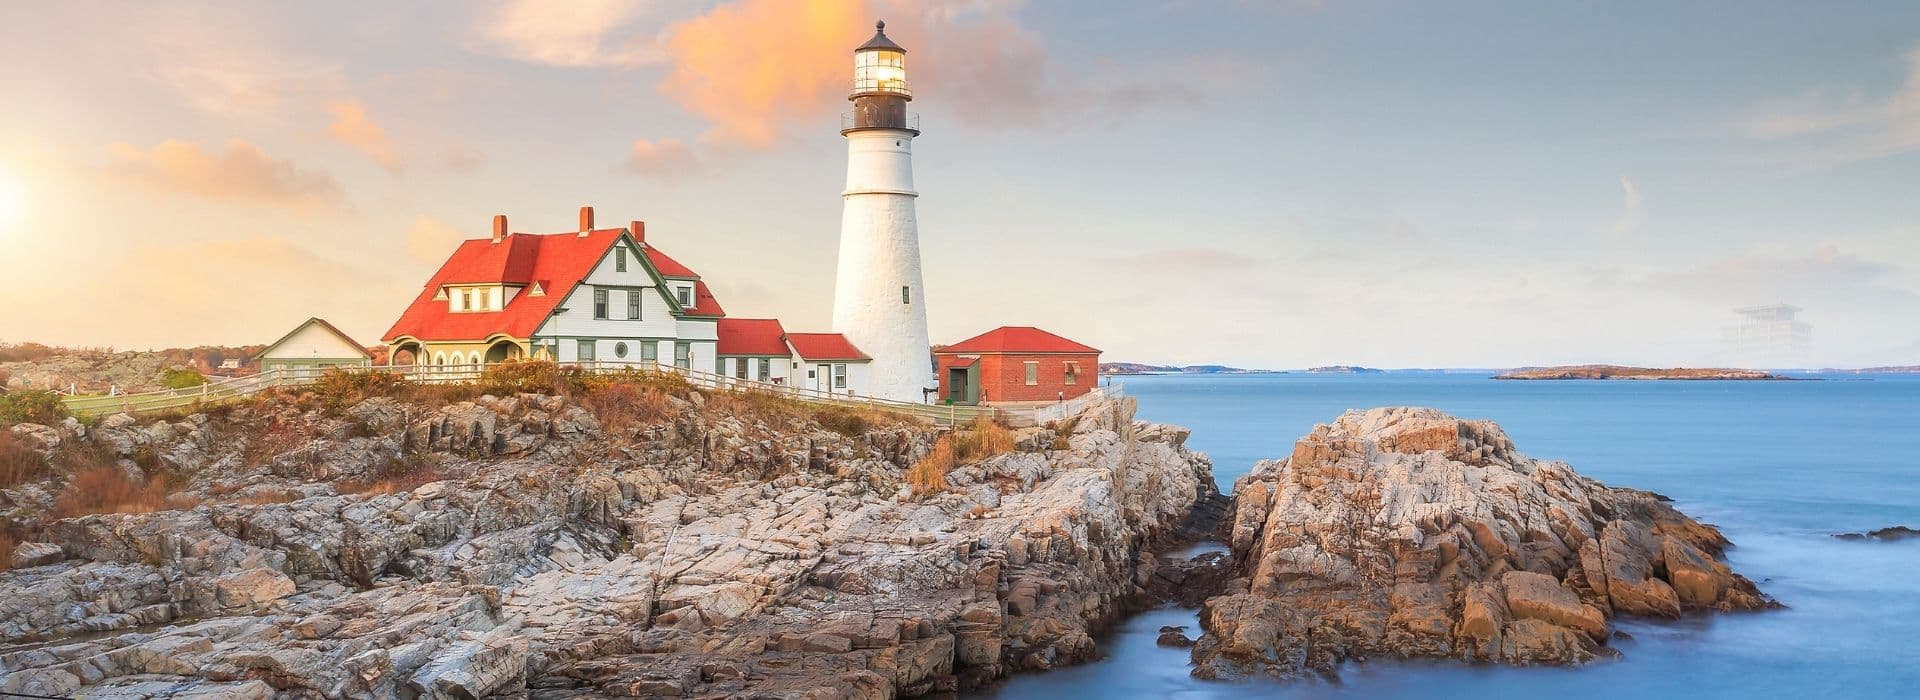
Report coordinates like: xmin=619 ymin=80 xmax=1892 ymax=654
xmin=902 ymin=286 xmax=911 ymax=304
xmin=616 ymin=247 xmax=627 ymax=272
xmin=757 ymin=358 xmax=771 ymax=381
xmin=735 ymin=358 xmax=749 ymax=379
xmin=833 ymin=363 xmax=848 ymax=389
xmin=461 ymin=289 xmax=472 ymax=312
xmin=626 ymin=289 xmax=641 ymax=320
xmin=614 ymin=342 xmax=629 ymax=358
xmin=1024 ymin=361 xmax=1039 ymax=386
xmin=593 ymin=289 xmax=608 ymax=319
xmin=674 ymin=342 xmax=691 ymax=369
xmin=676 ymin=286 xmax=693 ymax=307
xmin=577 ymin=340 xmax=596 ymax=362
xmin=1064 ymin=361 xmax=1080 ymax=385
xmin=641 ymin=342 xmax=658 ymax=364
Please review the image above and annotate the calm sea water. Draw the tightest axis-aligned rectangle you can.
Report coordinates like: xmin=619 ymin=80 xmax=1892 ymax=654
xmin=987 ymin=372 xmax=1920 ymax=699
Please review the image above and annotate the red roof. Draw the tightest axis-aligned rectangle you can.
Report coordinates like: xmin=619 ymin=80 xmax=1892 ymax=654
xmin=383 ymin=228 xmax=723 ymax=342
xmin=938 ymin=326 xmax=1100 ymax=355
xmin=786 ymin=333 xmax=870 ymax=362
xmin=717 ymin=318 xmax=789 ymax=356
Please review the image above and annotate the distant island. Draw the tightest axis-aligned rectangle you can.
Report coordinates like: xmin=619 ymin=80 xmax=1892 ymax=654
xmin=1101 ymin=362 xmax=1277 ymax=375
xmin=1813 ymin=366 xmax=1920 ymax=375
xmin=1306 ymin=366 xmax=1385 ymax=374
xmin=1493 ymin=365 xmax=1798 ymax=381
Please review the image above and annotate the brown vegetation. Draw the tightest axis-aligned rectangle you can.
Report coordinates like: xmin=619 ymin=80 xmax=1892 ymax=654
xmin=951 ymin=417 xmax=1016 ymax=462
xmin=338 ymin=452 xmax=446 ymax=497
xmin=0 ymin=431 xmax=45 ymax=490
xmin=50 ymin=464 xmax=185 ymax=518
xmin=907 ymin=437 xmax=955 ymax=497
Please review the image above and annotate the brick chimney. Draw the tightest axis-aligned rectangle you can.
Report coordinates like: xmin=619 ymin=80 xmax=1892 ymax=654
xmin=491 ymin=214 xmax=508 ymax=244
xmin=630 ymin=220 xmax=646 ymax=245
xmin=578 ymin=206 xmax=595 ymax=237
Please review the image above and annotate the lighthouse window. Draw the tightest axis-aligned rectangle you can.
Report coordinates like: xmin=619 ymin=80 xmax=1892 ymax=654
xmin=902 ymin=286 xmax=911 ymax=304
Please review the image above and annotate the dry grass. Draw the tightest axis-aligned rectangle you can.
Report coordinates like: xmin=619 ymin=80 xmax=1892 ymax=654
xmin=338 ymin=453 xmax=445 ymax=497
xmin=51 ymin=464 xmax=181 ymax=518
xmin=951 ymin=416 xmax=1016 ymax=462
xmin=0 ymin=431 xmax=46 ymax=490
xmin=0 ymin=532 xmax=15 ymax=572
xmin=908 ymin=436 xmax=956 ymax=497
xmin=577 ymin=381 xmax=678 ymax=435
xmin=1049 ymin=414 xmax=1082 ymax=450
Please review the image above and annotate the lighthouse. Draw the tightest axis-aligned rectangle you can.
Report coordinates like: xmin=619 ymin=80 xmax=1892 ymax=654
xmin=831 ymin=21 xmax=933 ymax=402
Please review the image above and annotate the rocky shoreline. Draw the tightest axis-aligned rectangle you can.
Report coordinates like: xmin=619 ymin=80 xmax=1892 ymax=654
xmin=0 ymin=382 xmax=1217 ymax=698
xmin=1186 ymin=408 xmax=1777 ymax=679
xmin=1493 ymin=365 xmax=1794 ymax=381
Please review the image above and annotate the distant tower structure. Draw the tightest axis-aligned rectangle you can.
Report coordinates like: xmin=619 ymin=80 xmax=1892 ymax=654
xmin=831 ymin=21 xmax=933 ymax=402
xmin=1722 ymin=304 xmax=1812 ymax=367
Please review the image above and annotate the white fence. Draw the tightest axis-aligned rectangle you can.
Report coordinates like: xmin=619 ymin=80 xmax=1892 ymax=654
xmin=57 ymin=361 xmax=1114 ymax=428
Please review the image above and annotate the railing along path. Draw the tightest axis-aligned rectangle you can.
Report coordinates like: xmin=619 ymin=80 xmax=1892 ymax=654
xmin=58 ymin=362 xmax=1121 ymax=427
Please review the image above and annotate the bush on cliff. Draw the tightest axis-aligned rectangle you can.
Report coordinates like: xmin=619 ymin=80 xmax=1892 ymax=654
xmin=161 ymin=368 xmax=208 ymax=389
xmin=0 ymin=389 xmax=67 ymax=425
xmin=0 ymin=431 xmax=45 ymax=490
xmin=908 ymin=437 xmax=955 ymax=497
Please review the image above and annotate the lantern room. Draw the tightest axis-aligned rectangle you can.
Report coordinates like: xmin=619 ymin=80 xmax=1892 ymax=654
xmin=852 ymin=21 xmax=910 ymax=98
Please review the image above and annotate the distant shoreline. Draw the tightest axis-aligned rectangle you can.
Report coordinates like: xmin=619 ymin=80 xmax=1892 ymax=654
xmin=1491 ymin=365 xmax=1804 ymax=381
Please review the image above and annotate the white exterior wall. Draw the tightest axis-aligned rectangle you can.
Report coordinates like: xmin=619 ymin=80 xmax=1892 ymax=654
xmin=796 ymin=360 xmax=871 ymax=395
xmin=260 ymin=322 xmax=369 ymax=364
xmin=530 ymin=238 xmax=721 ymax=369
xmin=719 ymin=355 xmax=799 ymax=385
xmin=832 ymin=127 xmax=933 ymax=403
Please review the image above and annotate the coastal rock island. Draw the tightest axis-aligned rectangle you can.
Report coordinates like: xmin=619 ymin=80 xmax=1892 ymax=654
xmin=1193 ymin=407 xmax=1775 ymax=679
xmin=0 ymin=376 xmax=1215 ymax=697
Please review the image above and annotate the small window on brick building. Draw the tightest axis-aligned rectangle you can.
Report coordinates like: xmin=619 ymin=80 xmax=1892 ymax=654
xmin=1024 ymin=361 xmax=1039 ymax=385
xmin=1064 ymin=361 xmax=1080 ymax=385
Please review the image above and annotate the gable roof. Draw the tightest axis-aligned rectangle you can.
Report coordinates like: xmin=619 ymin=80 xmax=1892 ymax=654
xmin=786 ymin=333 xmax=871 ymax=362
xmin=259 ymin=318 xmax=374 ymax=360
xmin=938 ymin=326 xmax=1100 ymax=355
xmin=717 ymin=318 xmax=789 ymax=356
xmin=383 ymin=228 xmax=723 ymax=342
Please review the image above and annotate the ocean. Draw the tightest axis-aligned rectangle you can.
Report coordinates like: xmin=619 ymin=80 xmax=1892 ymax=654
xmin=985 ymin=372 xmax=1920 ymax=699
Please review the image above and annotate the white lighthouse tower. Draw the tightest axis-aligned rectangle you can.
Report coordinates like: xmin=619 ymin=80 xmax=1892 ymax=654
xmin=832 ymin=21 xmax=933 ymax=402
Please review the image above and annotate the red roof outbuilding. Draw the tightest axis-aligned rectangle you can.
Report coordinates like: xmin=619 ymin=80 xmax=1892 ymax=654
xmin=786 ymin=333 xmax=871 ymax=362
xmin=717 ymin=318 xmax=790 ymax=356
xmin=939 ymin=326 xmax=1101 ymax=355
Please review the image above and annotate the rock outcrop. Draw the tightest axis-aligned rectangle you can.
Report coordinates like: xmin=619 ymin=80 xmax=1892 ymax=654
xmin=1193 ymin=407 xmax=1774 ymax=679
xmin=0 ymin=390 xmax=1214 ymax=697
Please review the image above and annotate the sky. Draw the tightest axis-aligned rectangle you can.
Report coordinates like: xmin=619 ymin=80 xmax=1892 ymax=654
xmin=0 ymin=0 xmax=1916 ymax=369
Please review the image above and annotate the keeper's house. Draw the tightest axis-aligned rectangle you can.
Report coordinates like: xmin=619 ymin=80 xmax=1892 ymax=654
xmin=933 ymin=326 xmax=1100 ymax=405
xmin=383 ymin=206 xmax=871 ymax=395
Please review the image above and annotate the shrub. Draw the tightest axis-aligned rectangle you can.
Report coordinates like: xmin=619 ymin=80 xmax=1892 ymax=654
xmin=0 ymin=431 xmax=46 ymax=489
xmin=339 ymin=452 xmax=444 ymax=496
xmin=951 ymin=417 xmax=1016 ymax=462
xmin=0 ymin=389 xmax=67 ymax=425
xmin=306 ymin=370 xmax=416 ymax=411
xmin=161 ymin=368 xmax=208 ymax=389
xmin=51 ymin=464 xmax=178 ymax=518
xmin=578 ymin=382 xmax=677 ymax=435
xmin=814 ymin=407 xmax=872 ymax=437
xmin=477 ymin=361 xmax=591 ymax=397
xmin=907 ymin=436 xmax=955 ymax=497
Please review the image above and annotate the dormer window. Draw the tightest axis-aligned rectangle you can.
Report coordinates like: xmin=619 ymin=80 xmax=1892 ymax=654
xmin=677 ymin=286 xmax=693 ymax=307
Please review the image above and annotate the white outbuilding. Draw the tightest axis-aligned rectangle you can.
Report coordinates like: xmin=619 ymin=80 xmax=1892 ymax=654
xmin=256 ymin=317 xmax=374 ymax=373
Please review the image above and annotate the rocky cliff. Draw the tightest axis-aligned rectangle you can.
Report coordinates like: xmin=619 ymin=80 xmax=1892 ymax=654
xmin=1192 ymin=407 xmax=1774 ymax=679
xmin=0 ymin=384 xmax=1214 ymax=698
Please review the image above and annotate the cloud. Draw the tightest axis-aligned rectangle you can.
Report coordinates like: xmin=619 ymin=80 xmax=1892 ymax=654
xmin=1738 ymin=45 xmax=1920 ymax=165
xmin=441 ymin=148 xmax=489 ymax=172
xmin=99 ymin=140 xmax=344 ymax=213
xmin=406 ymin=215 xmax=467 ymax=263
xmin=1609 ymin=176 xmax=1641 ymax=237
xmin=471 ymin=0 xmax=673 ymax=68
xmin=625 ymin=138 xmax=700 ymax=178
xmin=655 ymin=0 xmax=1227 ymax=148
xmin=327 ymin=99 xmax=403 ymax=172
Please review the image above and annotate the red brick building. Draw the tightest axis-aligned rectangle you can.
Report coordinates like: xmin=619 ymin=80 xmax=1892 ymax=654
xmin=934 ymin=326 xmax=1101 ymax=404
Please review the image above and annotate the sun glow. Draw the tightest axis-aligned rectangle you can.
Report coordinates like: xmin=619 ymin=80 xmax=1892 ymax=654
xmin=0 ymin=166 xmax=22 ymax=230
